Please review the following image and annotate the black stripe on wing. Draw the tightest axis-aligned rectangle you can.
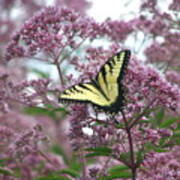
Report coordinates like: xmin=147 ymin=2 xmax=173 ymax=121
xmin=78 ymin=84 xmax=92 ymax=91
xmin=78 ymin=84 xmax=100 ymax=96
xmin=116 ymin=50 xmax=131 ymax=82
xmin=91 ymin=80 xmax=110 ymax=101
xmin=100 ymin=66 xmax=108 ymax=86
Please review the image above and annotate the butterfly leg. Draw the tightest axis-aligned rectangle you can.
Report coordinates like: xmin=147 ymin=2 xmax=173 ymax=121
xmin=108 ymin=113 xmax=119 ymax=124
xmin=94 ymin=109 xmax=99 ymax=121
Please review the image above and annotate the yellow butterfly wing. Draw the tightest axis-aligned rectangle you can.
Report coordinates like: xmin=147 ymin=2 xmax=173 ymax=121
xmin=59 ymin=50 xmax=131 ymax=113
xmin=95 ymin=50 xmax=130 ymax=103
xmin=59 ymin=83 xmax=110 ymax=106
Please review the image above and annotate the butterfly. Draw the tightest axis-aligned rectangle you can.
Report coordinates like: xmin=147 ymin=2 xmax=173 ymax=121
xmin=59 ymin=49 xmax=131 ymax=114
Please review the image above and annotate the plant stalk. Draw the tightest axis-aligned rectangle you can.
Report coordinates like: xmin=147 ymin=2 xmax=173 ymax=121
xmin=121 ymin=110 xmax=137 ymax=180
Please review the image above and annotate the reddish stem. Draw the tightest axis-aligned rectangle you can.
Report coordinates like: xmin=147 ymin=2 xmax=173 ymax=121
xmin=121 ymin=110 xmax=136 ymax=180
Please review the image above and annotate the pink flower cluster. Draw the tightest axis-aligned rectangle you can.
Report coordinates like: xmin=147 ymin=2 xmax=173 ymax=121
xmin=0 ymin=111 xmax=63 ymax=179
xmin=169 ymin=0 xmax=180 ymax=11
xmin=132 ymin=14 xmax=171 ymax=36
xmin=5 ymin=7 xmax=99 ymax=62
xmin=100 ymin=20 xmax=133 ymax=42
xmin=145 ymin=32 xmax=180 ymax=67
xmin=166 ymin=71 xmax=180 ymax=85
xmin=0 ymin=65 xmax=57 ymax=112
xmin=126 ymin=58 xmax=180 ymax=112
xmin=139 ymin=146 xmax=180 ymax=180
xmin=0 ymin=0 xmax=179 ymax=179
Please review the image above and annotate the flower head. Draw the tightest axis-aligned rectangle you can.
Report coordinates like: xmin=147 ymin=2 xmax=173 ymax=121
xmin=5 ymin=7 xmax=98 ymax=63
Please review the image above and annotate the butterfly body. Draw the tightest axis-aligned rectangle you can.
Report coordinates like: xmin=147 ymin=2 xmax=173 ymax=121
xmin=59 ymin=50 xmax=131 ymax=113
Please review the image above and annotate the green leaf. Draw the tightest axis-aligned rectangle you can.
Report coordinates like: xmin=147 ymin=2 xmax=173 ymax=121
xmin=59 ymin=168 xmax=80 ymax=178
xmin=108 ymin=165 xmax=129 ymax=174
xmin=105 ymin=171 xmax=132 ymax=179
xmin=65 ymin=154 xmax=82 ymax=172
xmin=144 ymin=142 xmax=153 ymax=150
xmin=138 ymin=120 xmax=150 ymax=124
xmin=159 ymin=117 xmax=178 ymax=128
xmin=156 ymin=108 xmax=165 ymax=123
xmin=97 ymin=177 xmax=107 ymax=180
xmin=35 ymin=175 xmax=70 ymax=180
xmin=173 ymin=127 xmax=180 ymax=145
xmin=175 ymin=126 xmax=180 ymax=131
xmin=144 ymin=142 xmax=158 ymax=152
xmin=136 ymin=151 xmax=144 ymax=166
xmin=24 ymin=106 xmax=55 ymax=117
xmin=0 ymin=158 xmax=10 ymax=167
xmin=0 ymin=168 xmax=14 ymax=176
xmin=51 ymin=144 xmax=69 ymax=165
xmin=153 ymin=147 xmax=168 ymax=153
xmin=149 ymin=108 xmax=166 ymax=127
xmin=159 ymin=137 xmax=169 ymax=146
xmin=132 ymin=107 xmax=155 ymax=125
xmin=173 ymin=132 xmax=180 ymax=137
xmin=173 ymin=136 xmax=180 ymax=145
xmin=24 ymin=106 xmax=68 ymax=119
xmin=31 ymin=69 xmax=50 ymax=78
xmin=86 ymin=147 xmax=112 ymax=157
xmin=53 ymin=107 xmax=68 ymax=113
xmin=45 ymin=104 xmax=68 ymax=113
xmin=86 ymin=147 xmax=112 ymax=154
xmin=119 ymin=152 xmax=130 ymax=162
xmin=35 ymin=169 xmax=72 ymax=180
xmin=115 ymin=123 xmax=124 ymax=129
xmin=144 ymin=142 xmax=168 ymax=152
xmin=86 ymin=152 xmax=112 ymax=158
